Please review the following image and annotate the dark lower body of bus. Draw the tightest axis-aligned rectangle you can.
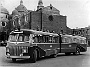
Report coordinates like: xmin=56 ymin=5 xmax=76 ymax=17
xmin=6 ymin=42 xmax=87 ymax=63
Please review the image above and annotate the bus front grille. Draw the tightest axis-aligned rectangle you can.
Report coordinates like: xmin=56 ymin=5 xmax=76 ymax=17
xmin=10 ymin=46 xmax=28 ymax=56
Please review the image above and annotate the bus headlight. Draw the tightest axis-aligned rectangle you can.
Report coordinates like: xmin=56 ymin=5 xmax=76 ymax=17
xmin=7 ymin=53 xmax=10 ymax=56
xmin=22 ymin=49 xmax=27 ymax=53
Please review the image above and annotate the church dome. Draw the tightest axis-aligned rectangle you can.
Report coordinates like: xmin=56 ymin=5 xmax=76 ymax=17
xmin=12 ymin=9 xmax=19 ymax=15
xmin=16 ymin=5 xmax=27 ymax=12
xmin=15 ymin=0 xmax=27 ymax=12
xmin=1 ymin=5 xmax=9 ymax=14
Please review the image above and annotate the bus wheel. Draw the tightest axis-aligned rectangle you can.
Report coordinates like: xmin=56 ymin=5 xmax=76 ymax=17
xmin=65 ymin=53 xmax=71 ymax=55
xmin=52 ymin=54 xmax=57 ymax=58
xmin=50 ymin=54 xmax=57 ymax=58
xmin=31 ymin=50 xmax=37 ymax=63
xmin=12 ymin=58 xmax=16 ymax=62
xmin=50 ymin=50 xmax=57 ymax=58
xmin=73 ymin=47 xmax=80 ymax=55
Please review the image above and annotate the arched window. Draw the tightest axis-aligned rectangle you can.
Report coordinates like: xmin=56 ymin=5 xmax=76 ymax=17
xmin=6 ymin=15 xmax=8 ymax=18
xmin=1 ymin=22 xmax=6 ymax=27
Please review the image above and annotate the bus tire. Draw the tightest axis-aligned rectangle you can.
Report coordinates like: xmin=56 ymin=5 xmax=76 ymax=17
xmin=30 ymin=50 xmax=37 ymax=63
xmin=73 ymin=47 xmax=80 ymax=55
xmin=65 ymin=52 xmax=71 ymax=55
xmin=36 ymin=49 xmax=40 ymax=60
xmin=52 ymin=54 xmax=57 ymax=58
xmin=12 ymin=58 xmax=16 ymax=62
xmin=50 ymin=50 xmax=57 ymax=58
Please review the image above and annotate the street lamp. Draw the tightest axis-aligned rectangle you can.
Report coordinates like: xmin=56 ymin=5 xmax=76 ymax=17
xmin=86 ymin=29 xmax=89 ymax=46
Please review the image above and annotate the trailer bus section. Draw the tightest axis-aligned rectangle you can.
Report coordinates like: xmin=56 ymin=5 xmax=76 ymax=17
xmin=6 ymin=29 xmax=87 ymax=63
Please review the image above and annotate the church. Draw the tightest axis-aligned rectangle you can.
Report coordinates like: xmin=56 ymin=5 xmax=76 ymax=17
xmin=11 ymin=0 xmax=70 ymax=34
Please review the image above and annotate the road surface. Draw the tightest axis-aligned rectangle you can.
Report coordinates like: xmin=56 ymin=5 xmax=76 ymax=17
xmin=0 ymin=46 xmax=90 ymax=67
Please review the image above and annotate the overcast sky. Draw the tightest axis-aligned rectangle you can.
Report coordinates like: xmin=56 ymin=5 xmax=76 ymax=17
xmin=0 ymin=0 xmax=90 ymax=29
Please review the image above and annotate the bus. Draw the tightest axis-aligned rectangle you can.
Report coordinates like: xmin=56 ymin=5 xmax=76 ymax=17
xmin=6 ymin=29 xmax=87 ymax=63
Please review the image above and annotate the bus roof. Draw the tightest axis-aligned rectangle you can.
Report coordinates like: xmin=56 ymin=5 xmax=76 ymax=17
xmin=10 ymin=29 xmax=59 ymax=36
xmin=61 ymin=34 xmax=86 ymax=40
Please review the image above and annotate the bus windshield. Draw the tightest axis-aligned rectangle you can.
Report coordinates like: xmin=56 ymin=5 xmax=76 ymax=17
xmin=8 ymin=34 xmax=30 ymax=42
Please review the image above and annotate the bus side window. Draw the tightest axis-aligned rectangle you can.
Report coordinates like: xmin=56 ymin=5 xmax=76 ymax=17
xmin=49 ymin=36 xmax=56 ymax=43
xmin=43 ymin=36 xmax=45 ymax=43
xmin=76 ymin=39 xmax=79 ymax=43
xmin=84 ymin=39 xmax=86 ymax=44
xmin=65 ymin=37 xmax=68 ymax=43
xmin=62 ymin=37 xmax=68 ymax=43
xmin=33 ymin=36 xmax=38 ymax=43
xmin=68 ymin=37 xmax=72 ymax=43
xmin=62 ymin=37 xmax=66 ymax=43
xmin=38 ymin=35 xmax=44 ymax=43
xmin=81 ymin=40 xmax=84 ymax=44
xmin=52 ymin=36 xmax=55 ymax=43
xmin=73 ymin=38 xmax=77 ymax=43
xmin=65 ymin=37 xmax=71 ymax=43
xmin=37 ymin=35 xmax=40 ymax=43
xmin=47 ymin=36 xmax=49 ymax=43
xmin=80 ymin=40 xmax=83 ymax=44
xmin=24 ymin=36 xmax=29 ymax=41
xmin=82 ymin=40 xmax=85 ymax=44
xmin=44 ymin=36 xmax=49 ymax=43
xmin=54 ymin=36 xmax=59 ymax=43
xmin=70 ymin=38 xmax=73 ymax=43
xmin=49 ymin=36 xmax=52 ymax=43
xmin=29 ymin=34 xmax=34 ymax=43
xmin=19 ymin=36 xmax=23 ymax=41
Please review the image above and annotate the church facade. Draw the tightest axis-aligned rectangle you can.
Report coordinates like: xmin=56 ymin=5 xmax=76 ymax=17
xmin=29 ymin=0 xmax=67 ymax=34
xmin=11 ymin=0 xmax=69 ymax=34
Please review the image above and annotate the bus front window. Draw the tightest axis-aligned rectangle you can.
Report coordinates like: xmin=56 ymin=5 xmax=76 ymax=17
xmin=24 ymin=36 xmax=29 ymax=41
xmin=18 ymin=35 xmax=29 ymax=42
xmin=8 ymin=35 xmax=18 ymax=42
xmin=8 ymin=34 xmax=30 ymax=42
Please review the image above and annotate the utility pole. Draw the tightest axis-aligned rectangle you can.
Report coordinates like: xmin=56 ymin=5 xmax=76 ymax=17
xmin=29 ymin=12 xmax=31 ymax=29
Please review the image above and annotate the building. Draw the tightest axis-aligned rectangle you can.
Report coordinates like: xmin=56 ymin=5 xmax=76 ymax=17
xmin=30 ymin=0 xmax=67 ymax=34
xmin=11 ymin=0 xmax=68 ymax=34
xmin=11 ymin=0 xmax=31 ymax=29
xmin=0 ymin=4 xmax=9 ymax=41
xmin=0 ymin=4 xmax=9 ymax=31
xmin=72 ymin=26 xmax=90 ymax=46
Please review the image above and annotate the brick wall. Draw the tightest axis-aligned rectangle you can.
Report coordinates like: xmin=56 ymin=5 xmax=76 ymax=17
xmin=28 ymin=11 xmax=67 ymax=34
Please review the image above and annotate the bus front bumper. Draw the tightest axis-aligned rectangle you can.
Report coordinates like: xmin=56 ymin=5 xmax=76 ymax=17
xmin=7 ymin=55 xmax=30 ymax=59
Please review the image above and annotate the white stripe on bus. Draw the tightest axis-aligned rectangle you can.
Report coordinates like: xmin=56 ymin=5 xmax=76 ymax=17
xmin=7 ymin=42 xmax=27 ymax=43
xmin=32 ymin=43 xmax=60 ymax=44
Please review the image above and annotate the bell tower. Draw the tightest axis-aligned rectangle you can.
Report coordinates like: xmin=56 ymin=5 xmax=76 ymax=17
xmin=20 ymin=0 xmax=23 ymax=5
xmin=37 ymin=0 xmax=44 ymax=10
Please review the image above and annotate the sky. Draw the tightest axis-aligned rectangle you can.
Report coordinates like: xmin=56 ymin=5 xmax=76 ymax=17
xmin=0 ymin=0 xmax=90 ymax=29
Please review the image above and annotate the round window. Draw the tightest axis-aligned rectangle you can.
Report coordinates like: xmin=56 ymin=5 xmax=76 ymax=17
xmin=48 ymin=15 xmax=53 ymax=21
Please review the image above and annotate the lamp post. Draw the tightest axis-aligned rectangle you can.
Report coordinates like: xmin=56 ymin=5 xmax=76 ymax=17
xmin=40 ymin=8 xmax=42 ymax=31
xmin=86 ymin=29 xmax=89 ymax=46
